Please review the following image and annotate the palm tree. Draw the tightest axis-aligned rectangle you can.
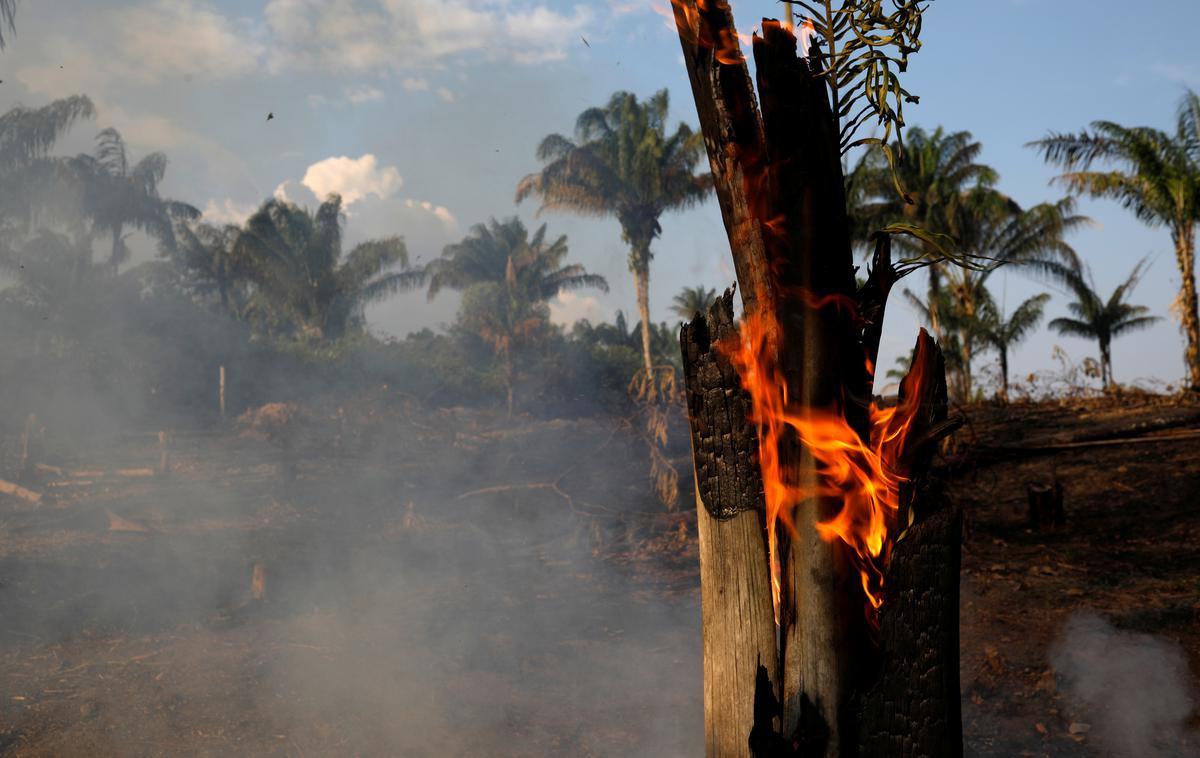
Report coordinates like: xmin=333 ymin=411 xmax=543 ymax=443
xmin=0 ymin=95 xmax=93 ymax=170
xmin=0 ymin=95 xmax=94 ymax=227
xmin=516 ymin=89 xmax=710 ymax=375
xmin=172 ymin=220 xmax=245 ymax=315
xmin=1030 ymin=90 xmax=1200 ymax=390
xmin=943 ymin=194 xmax=1086 ymax=398
xmin=572 ymin=310 xmax=682 ymax=370
xmin=671 ymin=284 xmax=718 ymax=321
xmin=0 ymin=228 xmax=101 ymax=356
xmin=71 ymin=128 xmax=199 ymax=273
xmin=1048 ymin=261 xmax=1160 ymax=390
xmin=428 ymin=216 xmax=608 ymax=414
xmin=850 ymin=127 xmax=998 ymax=335
xmin=0 ymin=228 xmax=94 ymax=311
xmin=975 ymin=289 xmax=1051 ymax=399
xmin=233 ymin=194 xmax=421 ymax=341
xmin=903 ymin=285 xmax=970 ymax=393
xmin=428 ymin=216 xmax=608 ymax=302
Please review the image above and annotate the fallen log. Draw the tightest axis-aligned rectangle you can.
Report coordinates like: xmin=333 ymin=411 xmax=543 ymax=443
xmin=114 ymin=468 xmax=155 ymax=478
xmin=0 ymin=478 xmax=42 ymax=504
xmin=106 ymin=509 xmax=151 ymax=533
xmin=941 ymin=426 xmax=1200 ymax=473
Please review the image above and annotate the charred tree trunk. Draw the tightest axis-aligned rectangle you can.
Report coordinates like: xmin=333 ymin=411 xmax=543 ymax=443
xmin=682 ymin=291 xmax=779 ymax=756
xmin=674 ymin=3 xmax=961 ymax=756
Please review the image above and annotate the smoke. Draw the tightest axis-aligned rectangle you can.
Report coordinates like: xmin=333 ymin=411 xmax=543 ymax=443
xmin=1050 ymin=610 xmax=1200 ymax=757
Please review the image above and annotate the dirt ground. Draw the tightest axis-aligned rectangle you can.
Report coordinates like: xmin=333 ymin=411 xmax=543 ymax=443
xmin=0 ymin=395 xmax=1198 ymax=756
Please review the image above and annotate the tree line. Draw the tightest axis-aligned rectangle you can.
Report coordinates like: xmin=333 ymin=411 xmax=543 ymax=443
xmin=0 ymin=86 xmax=1196 ymax=423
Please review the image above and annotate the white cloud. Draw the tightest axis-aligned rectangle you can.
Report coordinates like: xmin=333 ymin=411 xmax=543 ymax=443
xmin=607 ymin=0 xmax=644 ymax=15
xmin=549 ymin=291 xmax=602 ymax=327
xmin=202 ymin=198 xmax=259 ymax=226
xmin=345 ymin=84 xmax=385 ymax=104
xmin=17 ymin=0 xmax=590 ymax=105
xmin=116 ymin=0 xmax=263 ymax=81
xmin=273 ymin=181 xmax=295 ymax=203
xmin=502 ymin=7 xmax=592 ymax=63
xmin=308 ymin=85 xmax=386 ymax=109
xmin=18 ymin=0 xmax=262 ymax=94
xmin=274 ymin=175 xmax=455 ymax=231
xmin=436 ymin=87 xmax=456 ymax=103
xmin=263 ymin=0 xmax=592 ymax=74
xmin=404 ymin=198 xmax=457 ymax=230
xmin=300 ymin=154 xmax=403 ymax=206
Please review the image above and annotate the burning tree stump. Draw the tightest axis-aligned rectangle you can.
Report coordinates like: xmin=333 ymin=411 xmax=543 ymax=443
xmin=673 ymin=2 xmax=963 ymax=755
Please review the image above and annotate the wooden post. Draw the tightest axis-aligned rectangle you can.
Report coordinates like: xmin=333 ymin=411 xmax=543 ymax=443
xmin=18 ymin=413 xmax=37 ymax=480
xmin=157 ymin=430 xmax=170 ymax=477
xmin=673 ymin=3 xmax=962 ymax=755
xmin=219 ymin=365 xmax=226 ymax=420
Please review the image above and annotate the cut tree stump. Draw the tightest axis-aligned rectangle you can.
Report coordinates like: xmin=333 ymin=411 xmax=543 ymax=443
xmin=1026 ymin=482 xmax=1065 ymax=530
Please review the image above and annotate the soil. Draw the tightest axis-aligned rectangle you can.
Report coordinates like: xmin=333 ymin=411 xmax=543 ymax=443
xmin=0 ymin=394 xmax=1197 ymax=756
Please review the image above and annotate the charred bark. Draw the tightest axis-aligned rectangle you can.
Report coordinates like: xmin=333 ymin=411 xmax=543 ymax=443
xmin=852 ymin=331 xmax=962 ymax=756
xmin=682 ymin=291 xmax=779 ymax=757
xmin=681 ymin=288 xmax=765 ymax=522
xmin=852 ymin=503 xmax=963 ymax=756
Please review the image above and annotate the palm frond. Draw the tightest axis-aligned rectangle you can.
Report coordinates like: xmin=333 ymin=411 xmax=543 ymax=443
xmin=0 ymin=95 xmax=95 ymax=168
xmin=1048 ymin=316 xmax=1095 ymax=339
xmin=536 ymin=133 xmax=577 ymax=162
xmin=339 ymin=236 xmax=409 ymax=290
xmin=357 ymin=269 xmax=425 ymax=303
xmin=1178 ymin=89 xmax=1200 ymax=163
xmin=94 ymin=127 xmax=129 ymax=177
xmin=131 ymin=151 xmax=168 ymax=192
xmin=0 ymin=0 xmax=17 ymax=49
xmin=1109 ymin=314 xmax=1160 ymax=337
xmin=1001 ymin=292 xmax=1051 ymax=343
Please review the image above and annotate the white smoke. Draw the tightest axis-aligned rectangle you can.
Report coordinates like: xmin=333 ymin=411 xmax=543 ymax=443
xmin=1050 ymin=611 xmax=1200 ymax=757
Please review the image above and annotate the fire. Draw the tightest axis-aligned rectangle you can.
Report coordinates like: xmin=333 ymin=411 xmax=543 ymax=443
xmin=722 ymin=307 xmax=933 ymax=623
xmin=797 ymin=17 xmax=817 ymax=58
xmin=664 ymin=0 xmax=752 ymax=64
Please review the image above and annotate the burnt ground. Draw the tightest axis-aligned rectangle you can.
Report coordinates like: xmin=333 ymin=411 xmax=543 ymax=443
xmin=951 ymin=398 xmax=1200 ymax=757
xmin=0 ymin=395 xmax=1197 ymax=756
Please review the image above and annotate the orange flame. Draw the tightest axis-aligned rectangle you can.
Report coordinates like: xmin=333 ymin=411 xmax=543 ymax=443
xmin=722 ymin=307 xmax=932 ymax=624
xmin=663 ymin=0 xmax=751 ymax=64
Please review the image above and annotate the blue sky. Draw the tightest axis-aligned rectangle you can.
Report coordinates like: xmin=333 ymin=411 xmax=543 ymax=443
xmin=2 ymin=0 xmax=1197 ymax=390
